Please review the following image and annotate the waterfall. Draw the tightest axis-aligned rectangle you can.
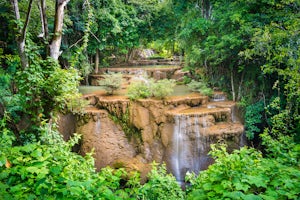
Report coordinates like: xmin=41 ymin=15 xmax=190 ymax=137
xmin=143 ymin=49 xmax=155 ymax=58
xmin=172 ymin=115 xmax=185 ymax=182
xmin=171 ymin=114 xmax=207 ymax=183
xmin=95 ymin=113 xmax=101 ymax=135
xmin=212 ymin=93 xmax=226 ymax=102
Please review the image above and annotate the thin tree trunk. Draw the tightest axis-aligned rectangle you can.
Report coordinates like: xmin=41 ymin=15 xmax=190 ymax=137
xmin=10 ymin=0 xmax=34 ymax=69
xmin=49 ymin=0 xmax=70 ymax=60
xmin=38 ymin=0 xmax=49 ymax=40
xmin=95 ymin=49 xmax=99 ymax=73
xmin=37 ymin=1 xmax=44 ymax=37
xmin=237 ymin=70 xmax=245 ymax=101
xmin=201 ymin=0 xmax=211 ymax=19
xmin=231 ymin=69 xmax=236 ymax=101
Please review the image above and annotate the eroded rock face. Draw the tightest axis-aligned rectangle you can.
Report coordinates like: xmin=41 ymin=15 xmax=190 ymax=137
xmin=57 ymin=113 xmax=76 ymax=141
xmin=76 ymin=110 xmax=137 ymax=169
xmin=58 ymin=93 xmax=245 ymax=181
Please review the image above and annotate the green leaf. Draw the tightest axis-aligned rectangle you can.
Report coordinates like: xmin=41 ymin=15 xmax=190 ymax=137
xmin=223 ymin=191 xmax=245 ymax=199
xmin=30 ymin=149 xmax=42 ymax=158
xmin=202 ymin=182 xmax=212 ymax=190
xmin=50 ymin=166 xmax=62 ymax=175
xmin=242 ymin=194 xmax=262 ymax=200
xmin=245 ymin=175 xmax=267 ymax=188
xmin=233 ymin=181 xmax=250 ymax=192
xmin=0 ymin=156 xmax=6 ymax=167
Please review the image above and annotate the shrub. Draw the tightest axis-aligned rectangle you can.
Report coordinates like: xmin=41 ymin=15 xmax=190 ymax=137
xmin=98 ymin=73 xmax=122 ymax=95
xmin=0 ymin=120 xmax=140 ymax=199
xmin=138 ymin=162 xmax=185 ymax=200
xmin=152 ymin=79 xmax=176 ymax=99
xmin=127 ymin=77 xmax=176 ymax=100
xmin=187 ymin=80 xmax=213 ymax=96
xmin=186 ymin=143 xmax=300 ymax=200
xmin=127 ymin=79 xmax=152 ymax=100
xmin=245 ymin=100 xmax=265 ymax=139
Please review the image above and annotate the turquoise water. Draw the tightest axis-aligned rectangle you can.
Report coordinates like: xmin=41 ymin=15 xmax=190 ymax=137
xmin=107 ymin=65 xmax=180 ymax=69
xmin=78 ymin=86 xmax=106 ymax=95
xmin=79 ymin=85 xmax=191 ymax=96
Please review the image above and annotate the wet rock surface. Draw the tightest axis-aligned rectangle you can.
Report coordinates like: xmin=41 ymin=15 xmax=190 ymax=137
xmin=59 ymin=68 xmax=245 ymax=181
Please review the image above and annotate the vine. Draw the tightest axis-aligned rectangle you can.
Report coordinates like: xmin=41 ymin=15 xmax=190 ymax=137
xmin=109 ymin=106 xmax=142 ymax=143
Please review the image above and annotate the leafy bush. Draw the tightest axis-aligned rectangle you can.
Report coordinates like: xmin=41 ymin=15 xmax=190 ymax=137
xmin=152 ymin=79 xmax=176 ymax=99
xmin=187 ymin=80 xmax=213 ymax=96
xmin=127 ymin=77 xmax=176 ymax=100
xmin=186 ymin=143 xmax=300 ymax=200
xmin=127 ymin=79 xmax=152 ymax=100
xmin=0 ymin=120 xmax=140 ymax=199
xmin=245 ymin=100 xmax=264 ymax=139
xmin=138 ymin=163 xmax=185 ymax=200
xmin=98 ymin=73 xmax=123 ymax=95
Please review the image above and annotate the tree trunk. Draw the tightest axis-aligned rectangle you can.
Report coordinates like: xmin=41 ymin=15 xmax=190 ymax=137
xmin=231 ymin=69 xmax=236 ymax=101
xmin=237 ymin=70 xmax=245 ymax=101
xmin=49 ymin=0 xmax=70 ymax=60
xmin=201 ymin=0 xmax=211 ymax=19
xmin=95 ymin=49 xmax=99 ymax=73
xmin=10 ymin=0 xmax=34 ymax=69
xmin=38 ymin=0 xmax=49 ymax=40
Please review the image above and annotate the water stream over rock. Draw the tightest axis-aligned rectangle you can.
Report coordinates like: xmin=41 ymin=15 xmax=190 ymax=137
xmin=59 ymin=64 xmax=246 ymax=184
xmin=168 ymin=94 xmax=244 ymax=183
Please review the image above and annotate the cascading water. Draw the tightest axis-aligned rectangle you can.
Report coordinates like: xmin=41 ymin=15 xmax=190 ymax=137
xmin=171 ymin=114 xmax=209 ymax=184
xmin=95 ymin=113 xmax=101 ymax=135
xmin=212 ymin=93 xmax=226 ymax=102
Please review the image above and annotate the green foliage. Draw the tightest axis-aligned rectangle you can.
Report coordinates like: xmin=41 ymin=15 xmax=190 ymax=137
xmin=0 ymin=55 xmax=23 ymax=122
xmin=138 ymin=162 xmax=185 ymax=200
xmin=109 ymin=107 xmax=141 ymax=142
xmin=98 ymin=73 xmax=123 ymax=95
xmin=148 ymin=40 xmax=180 ymax=58
xmin=1 ymin=50 xmax=84 ymax=143
xmin=127 ymin=81 xmax=151 ymax=100
xmin=127 ymin=77 xmax=176 ymax=100
xmin=187 ymin=80 xmax=213 ymax=97
xmin=127 ymin=78 xmax=153 ymax=100
xmin=16 ymin=58 xmax=82 ymax=118
xmin=152 ymin=79 xmax=176 ymax=99
xmin=0 ymin=120 xmax=142 ymax=199
xmin=0 ymin=118 xmax=189 ymax=199
xmin=245 ymin=100 xmax=265 ymax=139
xmin=186 ymin=143 xmax=300 ymax=200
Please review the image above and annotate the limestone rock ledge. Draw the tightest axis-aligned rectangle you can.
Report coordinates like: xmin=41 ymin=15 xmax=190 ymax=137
xmin=58 ymin=94 xmax=245 ymax=180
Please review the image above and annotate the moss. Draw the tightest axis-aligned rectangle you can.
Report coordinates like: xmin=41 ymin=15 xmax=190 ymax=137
xmin=109 ymin=107 xmax=142 ymax=143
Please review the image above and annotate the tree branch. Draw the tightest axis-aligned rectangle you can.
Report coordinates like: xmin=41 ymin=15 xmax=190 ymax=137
xmin=21 ymin=0 xmax=34 ymax=42
xmin=50 ymin=0 xmax=70 ymax=60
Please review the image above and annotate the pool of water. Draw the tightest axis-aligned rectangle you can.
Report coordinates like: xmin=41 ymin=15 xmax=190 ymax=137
xmin=79 ymin=85 xmax=191 ymax=96
xmin=79 ymin=86 xmax=106 ymax=95
xmin=105 ymin=65 xmax=180 ymax=69
xmin=171 ymin=85 xmax=191 ymax=96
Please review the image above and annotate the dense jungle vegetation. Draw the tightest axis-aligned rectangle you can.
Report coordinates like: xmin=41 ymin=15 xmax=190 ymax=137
xmin=0 ymin=0 xmax=299 ymax=199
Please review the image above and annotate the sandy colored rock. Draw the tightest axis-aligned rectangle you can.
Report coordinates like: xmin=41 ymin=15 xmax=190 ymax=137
xmin=77 ymin=110 xmax=137 ymax=169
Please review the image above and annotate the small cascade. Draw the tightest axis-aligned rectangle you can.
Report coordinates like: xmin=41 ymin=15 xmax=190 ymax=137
xmin=142 ymin=49 xmax=155 ymax=58
xmin=211 ymin=92 xmax=227 ymax=102
xmin=171 ymin=114 xmax=209 ymax=183
xmin=169 ymin=92 xmax=245 ymax=184
xmin=230 ymin=104 xmax=239 ymax=123
xmin=95 ymin=113 xmax=101 ymax=134
xmin=172 ymin=115 xmax=187 ymax=182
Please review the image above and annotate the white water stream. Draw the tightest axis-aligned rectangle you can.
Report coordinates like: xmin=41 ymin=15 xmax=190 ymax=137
xmin=95 ymin=113 xmax=101 ymax=135
xmin=171 ymin=114 xmax=208 ymax=183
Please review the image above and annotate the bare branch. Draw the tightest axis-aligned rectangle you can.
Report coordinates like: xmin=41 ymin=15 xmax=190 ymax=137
xmin=68 ymin=37 xmax=84 ymax=49
xmin=89 ymin=30 xmax=101 ymax=43
xmin=21 ymin=0 xmax=34 ymax=41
